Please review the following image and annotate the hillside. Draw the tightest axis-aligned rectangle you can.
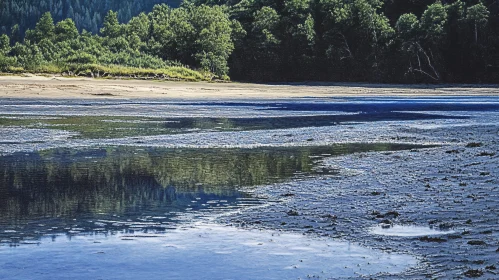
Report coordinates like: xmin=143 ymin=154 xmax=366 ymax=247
xmin=0 ymin=0 xmax=498 ymax=83
xmin=0 ymin=0 xmax=182 ymax=35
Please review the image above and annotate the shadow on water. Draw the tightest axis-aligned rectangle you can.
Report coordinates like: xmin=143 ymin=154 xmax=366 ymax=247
xmin=166 ymin=112 xmax=467 ymax=131
xmin=0 ymin=143 xmax=428 ymax=244
xmin=174 ymin=96 xmax=499 ymax=113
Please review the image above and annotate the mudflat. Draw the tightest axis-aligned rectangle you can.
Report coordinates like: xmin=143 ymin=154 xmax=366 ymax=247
xmin=1 ymin=75 xmax=499 ymax=99
xmin=0 ymin=80 xmax=498 ymax=279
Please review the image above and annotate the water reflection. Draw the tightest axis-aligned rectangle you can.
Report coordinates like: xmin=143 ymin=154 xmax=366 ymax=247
xmin=0 ymin=111 xmax=467 ymax=139
xmin=0 ymin=223 xmax=418 ymax=279
xmin=0 ymin=143 xmax=423 ymax=243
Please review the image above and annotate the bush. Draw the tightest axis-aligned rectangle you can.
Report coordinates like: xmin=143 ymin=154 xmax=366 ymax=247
xmin=0 ymin=54 xmax=17 ymax=71
xmin=66 ymin=53 xmax=97 ymax=64
xmin=60 ymin=63 xmax=209 ymax=81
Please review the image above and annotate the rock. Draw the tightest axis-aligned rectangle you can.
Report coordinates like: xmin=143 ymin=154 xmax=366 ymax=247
xmin=467 ymin=240 xmax=486 ymax=246
xmin=380 ymin=219 xmax=392 ymax=225
xmin=466 ymin=142 xmax=483 ymax=148
xmin=419 ymin=236 xmax=447 ymax=243
xmin=438 ymin=222 xmax=454 ymax=230
xmin=463 ymin=269 xmax=483 ymax=278
xmin=477 ymin=152 xmax=496 ymax=157
xmin=287 ymin=210 xmax=299 ymax=216
xmin=321 ymin=214 xmax=337 ymax=219
xmin=384 ymin=211 xmax=400 ymax=218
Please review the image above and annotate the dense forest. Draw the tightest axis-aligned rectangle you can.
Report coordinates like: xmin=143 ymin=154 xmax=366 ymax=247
xmin=0 ymin=0 xmax=182 ymax=34
xmin=0 ymin=0 xmax=498 ymax=83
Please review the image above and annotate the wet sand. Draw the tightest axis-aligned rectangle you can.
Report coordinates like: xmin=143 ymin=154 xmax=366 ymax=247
xmin=1 ymin=75 xmax=499 ymax=99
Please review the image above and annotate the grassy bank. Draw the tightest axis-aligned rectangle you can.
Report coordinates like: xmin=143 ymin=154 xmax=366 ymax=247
xmin=1 ymin=63 xmax=217 ymax=82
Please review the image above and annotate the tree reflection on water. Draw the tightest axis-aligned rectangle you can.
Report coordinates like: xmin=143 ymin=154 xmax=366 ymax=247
xmin=0 ymin=143 xmax=422 ymax=243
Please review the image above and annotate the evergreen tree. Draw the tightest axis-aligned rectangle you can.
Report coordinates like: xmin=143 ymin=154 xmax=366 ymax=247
xmin=0 ymin=34 xmax=10 ymax=53
xmin=101 ymin=10 xmax=121 ymax=38
xmin=0 ymin=0 xmax=498 ymax=82
xmin=55 ymin=18 xmax=79 ymax=41
xmin=34 ymin=12 xmax=56 ymax=42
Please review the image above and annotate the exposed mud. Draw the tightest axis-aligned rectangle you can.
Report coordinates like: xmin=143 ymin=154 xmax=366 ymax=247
xmin=0 ymin=96 xmax=498 ymax=279
xmin=222 ymin=119 xmax=499 ymax=279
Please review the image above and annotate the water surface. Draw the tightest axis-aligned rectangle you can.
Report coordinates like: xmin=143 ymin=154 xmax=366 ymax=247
xmin=0 ymin=223 xmax=418 ymax=280
xmin=0 ymin=143 xmax=423 ymax=242
xmin=4 ymin=96 xmax=487 ymax=278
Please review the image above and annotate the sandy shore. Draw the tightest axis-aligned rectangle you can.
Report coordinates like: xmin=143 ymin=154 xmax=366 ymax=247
xmin=0 ymin=74 xmax=498 ymax=99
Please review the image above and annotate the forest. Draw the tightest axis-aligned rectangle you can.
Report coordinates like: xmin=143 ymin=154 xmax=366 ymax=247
xmin=0 ymin=0 xmax=498 ymax=83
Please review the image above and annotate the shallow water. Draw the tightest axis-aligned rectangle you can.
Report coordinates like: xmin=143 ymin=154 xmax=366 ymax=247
xmin=0 ymin=223 xmax=417 ymax=280
xmin=0 ymin=111 xmax=464 ymax=140
xmin=1 ymin=96 xmax=498 ymax=279
xmin=370 ymin=225 xmax=456 ymax=237
xmin=0 ymin=144 xmax=420 ymax=242
xmin=0 ymin=144 xmax=423 ymax=279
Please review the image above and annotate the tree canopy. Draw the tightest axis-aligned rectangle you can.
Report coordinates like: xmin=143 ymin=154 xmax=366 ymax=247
xmin=0 ymin=0 xmax=498 ymax=83
xmin=0 ymin=0 xmax=182 ymax=35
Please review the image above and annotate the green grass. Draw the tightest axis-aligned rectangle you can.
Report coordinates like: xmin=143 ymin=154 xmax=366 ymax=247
xmin=1 ymin=63 xmax=216 ymax=82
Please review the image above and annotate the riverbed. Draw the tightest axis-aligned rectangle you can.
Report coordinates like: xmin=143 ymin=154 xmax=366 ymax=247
xmin=0 ymin=88 xmax=498 ymax=279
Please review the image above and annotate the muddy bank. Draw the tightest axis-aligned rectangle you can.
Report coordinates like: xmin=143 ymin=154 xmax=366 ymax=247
xmin=0 ymin=96 xmax=498 ymax=279
xmin=223 ymin=122 xmax=499 ymax=278
xmin=1 ymin=75 xmax=499 ymax=100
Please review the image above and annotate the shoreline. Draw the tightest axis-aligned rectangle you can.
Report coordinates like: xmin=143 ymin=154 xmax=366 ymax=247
xmin=1 ymin=74 xmax=498 ymax=100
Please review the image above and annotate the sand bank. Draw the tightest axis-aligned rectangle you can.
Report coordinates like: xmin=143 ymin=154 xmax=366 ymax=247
xmin=0 ymin=75 xmax=498 ymax=99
